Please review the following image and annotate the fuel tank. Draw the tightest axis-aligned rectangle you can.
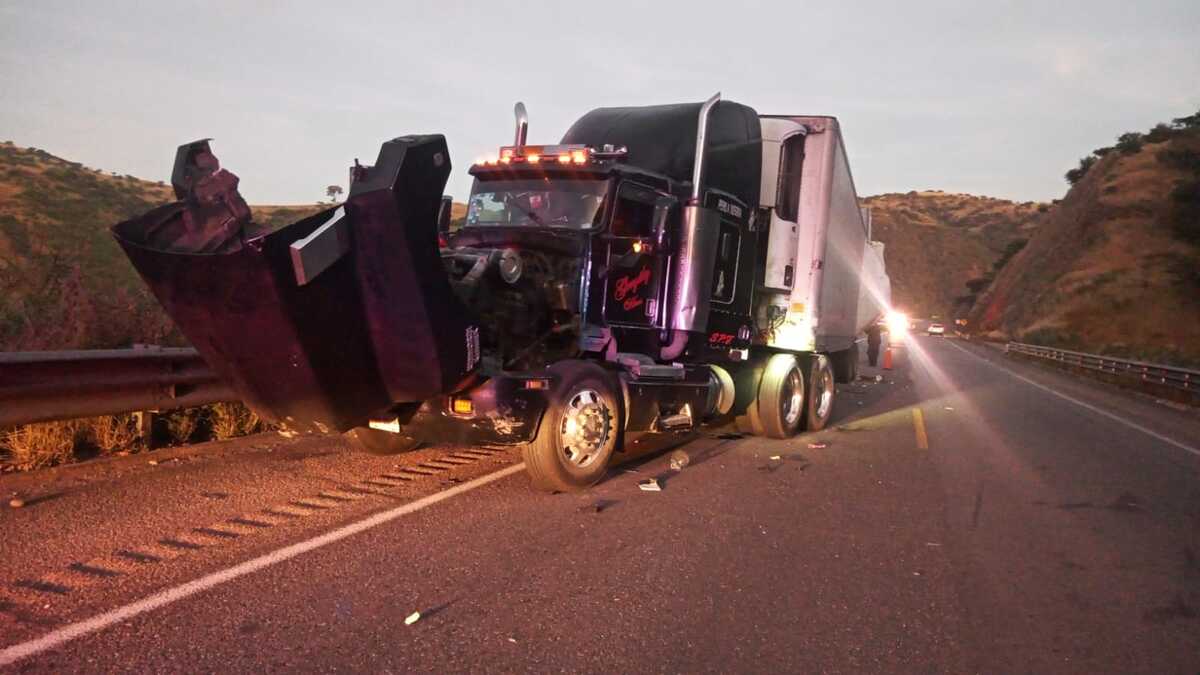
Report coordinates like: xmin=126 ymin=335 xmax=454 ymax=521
xmin=111 ymin=135 xmax=479 ymax=433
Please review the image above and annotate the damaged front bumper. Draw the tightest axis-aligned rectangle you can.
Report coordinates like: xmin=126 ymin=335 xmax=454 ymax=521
xmin=375 ymin=373 xmax=553 ymax=446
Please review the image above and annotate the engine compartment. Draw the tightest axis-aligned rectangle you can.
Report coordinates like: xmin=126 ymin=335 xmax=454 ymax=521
xmin=443 ymin=238 xmax=583 ymax=372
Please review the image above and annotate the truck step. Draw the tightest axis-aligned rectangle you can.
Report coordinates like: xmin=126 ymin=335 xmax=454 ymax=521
xmin=614 ymin=353 xmax=686 ymax=381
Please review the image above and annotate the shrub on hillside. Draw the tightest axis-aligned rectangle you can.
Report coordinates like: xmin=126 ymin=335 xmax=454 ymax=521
xmin=1172 ymin=109 xmax=1200 ymax=130
xmin=1145 ymin=124 xmax=1176 ymax=144
xmin=1115 ymin=132 xmax=1144 ymax=155
xmin=1065 ymin=155 xmax=1098 ymax=185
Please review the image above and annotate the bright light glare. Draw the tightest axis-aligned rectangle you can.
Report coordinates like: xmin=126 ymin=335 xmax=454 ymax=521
xmin=887 ymin=311 xmax=909 ymax=336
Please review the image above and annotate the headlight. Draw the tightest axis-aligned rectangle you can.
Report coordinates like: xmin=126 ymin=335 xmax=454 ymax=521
xmin=498 ymin=248 xmax=523 ymax=284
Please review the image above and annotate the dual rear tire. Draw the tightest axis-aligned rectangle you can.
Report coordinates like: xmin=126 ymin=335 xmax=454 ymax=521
xmin=735 ymin=353 xmax=835 ymax=439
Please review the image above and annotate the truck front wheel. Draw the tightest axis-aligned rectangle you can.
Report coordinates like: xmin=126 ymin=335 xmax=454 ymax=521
xmin=523 ymin=361 xmax=620 ymax=492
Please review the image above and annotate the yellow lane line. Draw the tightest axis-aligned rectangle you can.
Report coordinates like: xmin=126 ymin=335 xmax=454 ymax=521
xmin=912 ymin=408 xmax=929 ymax=449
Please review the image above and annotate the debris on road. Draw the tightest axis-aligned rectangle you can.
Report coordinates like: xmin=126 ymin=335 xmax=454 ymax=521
xmin=9 ymin=498 xmax=25 ymax=508
xmin=405 ymin=611 xmax=421 ymax=625
xmin=581 ymin=499 xmax=615 ymax=514
xmin=147 ymin=460 xmax=158 ymax=466
xmin=669 ymin=450 xmax=690 ymax=471
xmin=944 ymin=406 xmax=955 ymax=411
xmin=807 ymin=442 xmax=829 ymax=449
xmin=638 ymin=478 xmax=662 ymax=492
xmin=875 ymin=375 xmax=883 ymax=383
xmin=769 ymin=455 xmax=781 ymax=461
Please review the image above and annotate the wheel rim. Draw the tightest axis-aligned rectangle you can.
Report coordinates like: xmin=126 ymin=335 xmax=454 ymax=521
xmin=815 ymin=366 xmax=835 ymax=420
xmin=781 ymin=368 xmax=804 ymax=427
xmin=558 ymin=388 xmax=612 ymax=468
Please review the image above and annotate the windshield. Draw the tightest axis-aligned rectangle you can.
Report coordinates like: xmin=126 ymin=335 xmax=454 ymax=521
xmin=465 ymin=178 xmax=607 ymax=230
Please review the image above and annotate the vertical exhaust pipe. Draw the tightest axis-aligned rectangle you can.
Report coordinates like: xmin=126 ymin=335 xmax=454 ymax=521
xmin=690 ymin=92 xmax=720 ymax=203
xmin=514 ymin=102 xmax=528 ymax=148
xmin=662 ymin=92 xmax=724 ymax=360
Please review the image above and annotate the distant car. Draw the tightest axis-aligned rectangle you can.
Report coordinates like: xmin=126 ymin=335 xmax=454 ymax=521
xmin=927 ymin=323 xmax=946 ymax=336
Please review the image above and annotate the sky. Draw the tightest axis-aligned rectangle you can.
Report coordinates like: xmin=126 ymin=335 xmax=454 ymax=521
xmin=1 ymin=1 xmax=1198 ymax=206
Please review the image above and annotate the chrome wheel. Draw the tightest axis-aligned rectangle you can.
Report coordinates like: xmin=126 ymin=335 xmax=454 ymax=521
xmin=781 ymin=368 xmax=804 ymax=427
xmin=558 ymin=388 xmax=612 ymax=468
xmin=815 ymin=366 xmax=835 ymax=420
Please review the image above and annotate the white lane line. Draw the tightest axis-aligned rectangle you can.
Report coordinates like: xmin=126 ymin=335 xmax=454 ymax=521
xmin=0 ymin=462 xmax=526 ymax=667
xmin=947 ymin=340 xmax=1200 ymax=459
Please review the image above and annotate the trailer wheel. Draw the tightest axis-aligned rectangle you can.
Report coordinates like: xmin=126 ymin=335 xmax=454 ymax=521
xmin=755 ymin=354 xmax=805 ymax=439
xmin=803 ymin=355 xmax=835 ymax=431
xmin=345 ymin=427 xmax=422 ymax=455
xmin=523 ymin=361 xmax=620 ymax=492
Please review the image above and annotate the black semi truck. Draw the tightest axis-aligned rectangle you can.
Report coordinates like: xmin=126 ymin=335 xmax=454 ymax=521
xmin=112 ymin=94 xmax=889 ymax=491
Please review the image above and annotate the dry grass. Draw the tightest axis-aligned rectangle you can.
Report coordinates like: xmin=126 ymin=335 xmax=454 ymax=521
xmin=90 ymin=413 xmax=140 ymax=453
xmin=3 ymin=420 xmax=79 ymax=471
xmin=209 ymin=402 xmax=263 ymax=440
xmin=0 ymin=403 xmax=275 ymax=473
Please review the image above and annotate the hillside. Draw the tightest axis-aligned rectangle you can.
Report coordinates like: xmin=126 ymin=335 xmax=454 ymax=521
xmin=0 ymin=142 xmax=322 ymax=351
xmin=969 ymin=117 xmax=1200 ymax=366
xmin=863 ymin=191 xmax=1045 ymax=317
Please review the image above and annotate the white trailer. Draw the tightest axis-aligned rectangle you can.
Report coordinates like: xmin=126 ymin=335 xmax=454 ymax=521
xmin=755 ymin=115 xmax=890 ymax=380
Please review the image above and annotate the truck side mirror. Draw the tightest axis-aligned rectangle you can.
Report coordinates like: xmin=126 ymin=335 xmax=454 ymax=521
xmin=437 ymin=195 xmax=453 ymax=236
xmin=653 ymin=197 xmax=674 ymax=249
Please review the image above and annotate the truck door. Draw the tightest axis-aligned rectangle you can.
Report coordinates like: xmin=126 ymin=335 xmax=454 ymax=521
xmin=603 ymin=183 xmax=663 ymax=327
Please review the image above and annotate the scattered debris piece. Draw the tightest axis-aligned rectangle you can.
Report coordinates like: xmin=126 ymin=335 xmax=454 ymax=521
xmin=405 ymin=611 xmax=421 ymax=625
xmin=807 ymin=442 xmax=828 ymax=449
xmin=925 ymin=542 xmax=941 ymax=547
xmin=147 ymin=460 xmax=158 ymax=466
xmin=769 ymin=455 xmax=781 ymax=461
xmin=638 ymin=478 xmax=662 ymax=492
xmin=875 ymin=375 xmax=883 ymax=383
xmin=9 ymin=498 xmax=25 ymax=509
xmin=581 ymin=499 xmax=615 ymax=514
xmin=944 ymin=406 xmax=955 ymax=411
xmin=507 ymin=637 xmax=518 ymax=643
xmin=669 ymin=450 xmax=690 ymax=471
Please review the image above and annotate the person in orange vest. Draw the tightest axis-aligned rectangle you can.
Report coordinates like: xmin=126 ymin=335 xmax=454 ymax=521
xmin=866 ymin=323 xmax=883 ymax=367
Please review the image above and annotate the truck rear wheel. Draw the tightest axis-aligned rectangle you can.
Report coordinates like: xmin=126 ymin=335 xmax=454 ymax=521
xmin=345 ymin=427 xmax=422 ymax=455
xmin=803 ymin=355 xmax=835 ymax=431
xmin=755 ymin=354 xmax=805 ymax=439
xmin=523 ymin=361 xmax=620 ymax=492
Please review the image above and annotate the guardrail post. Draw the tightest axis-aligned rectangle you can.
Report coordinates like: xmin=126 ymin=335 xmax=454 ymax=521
xmin=133 ymin=410 xmax=155 ymax=447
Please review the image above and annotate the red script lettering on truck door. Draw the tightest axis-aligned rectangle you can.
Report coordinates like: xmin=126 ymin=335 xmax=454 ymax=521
xmin=614 ymin=267 xmax=652 ymax=311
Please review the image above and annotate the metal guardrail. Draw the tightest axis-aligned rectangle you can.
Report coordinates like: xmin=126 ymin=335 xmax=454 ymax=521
xmin=0 ymin=346 xmax=236 ymax=427
xmin=1006 ymin=342 xmax=1199 ymax=394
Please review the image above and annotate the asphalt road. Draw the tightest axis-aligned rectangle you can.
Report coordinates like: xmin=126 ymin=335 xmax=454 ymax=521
xmin=2 ymin=336 xmax=1198 ymax=673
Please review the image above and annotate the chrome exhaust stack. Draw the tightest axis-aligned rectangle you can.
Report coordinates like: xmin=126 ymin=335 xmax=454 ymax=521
xmin=662 ymin=93 xmax=723 ymax=360
xmin=514 ymin=102 xmax=529 ymax=148
xmin=690 ymin=92 xmax=720 ymax=202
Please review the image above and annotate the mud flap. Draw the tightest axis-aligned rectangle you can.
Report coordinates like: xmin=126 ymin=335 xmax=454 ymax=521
xmin=111 ymin=136 xmax=479 ymax=433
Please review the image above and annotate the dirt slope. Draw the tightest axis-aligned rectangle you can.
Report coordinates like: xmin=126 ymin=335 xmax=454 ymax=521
xmin=969 ymin=127 xmax=1200 ymax=366
xmin=863 ymin=191 xmax=1045 ymax=317
xmin=0 ymin=142 xmax=322 ymax=351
